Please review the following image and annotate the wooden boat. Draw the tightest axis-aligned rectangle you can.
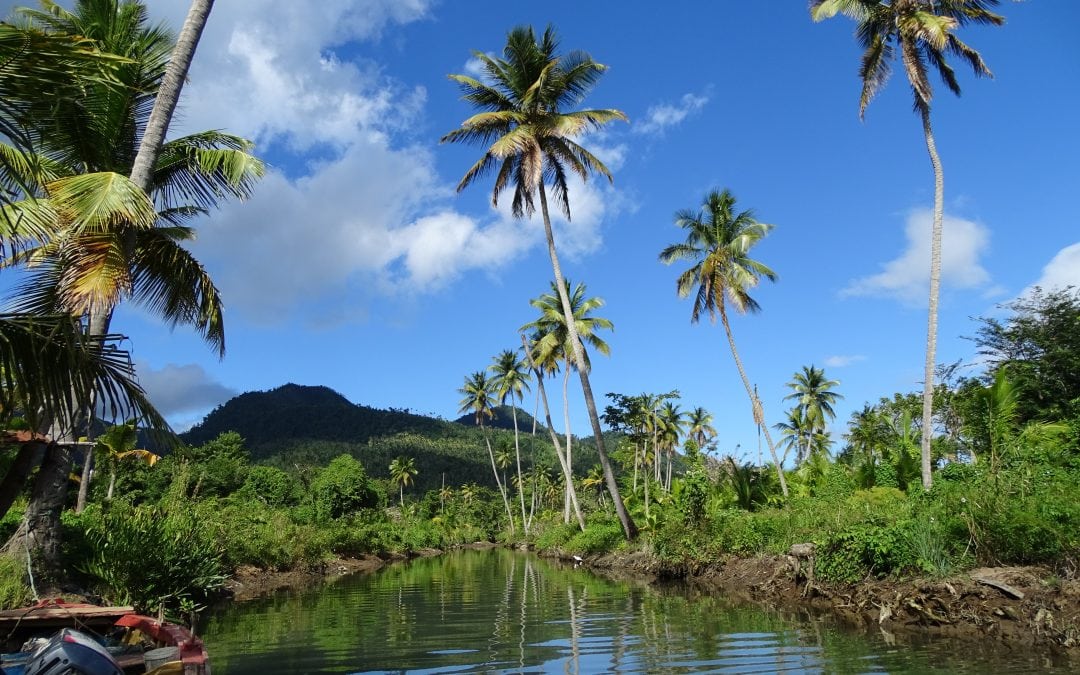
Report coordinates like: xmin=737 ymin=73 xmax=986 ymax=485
xmin=0 ymin=599 xmax=210 ymax=674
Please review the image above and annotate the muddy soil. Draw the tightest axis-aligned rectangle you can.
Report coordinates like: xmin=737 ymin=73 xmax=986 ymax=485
xmin=561 ymin=549 xmax=1080 ymax=655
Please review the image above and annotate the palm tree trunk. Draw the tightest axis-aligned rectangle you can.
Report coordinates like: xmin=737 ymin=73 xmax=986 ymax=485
xmin=75 ymin=447 xmax=93 ymax=512
xmin=510 ymin=399 xmax=528 ymax=533
xmin=521 ymin=334 xmax=584 ymax=530
xmin=481 ymin=422 xmax=515 ymax=535
xmin=9 ymin=442 xmax=71 ymax=577
xmin=562 ymin=364 xmax=573 ymax=524
xmin=107 ymin=467 xmax=117 ymax=501
xmin=719 ymin=304 xmax=789 ymax=497
xmin=128 ymin=0 xmax=214 ymax=192
xmin=539 ymin=180 xmax=636 ymax=539
xmin=919 ymin=104 xmax=942 ymax=492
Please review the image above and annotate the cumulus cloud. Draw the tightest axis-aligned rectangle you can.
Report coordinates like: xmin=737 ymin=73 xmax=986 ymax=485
xmin=1021 ymin=242 xmax=1080 ymax=297
xmin=137 ymin=362 xmax=236 ymax=419
xmin=842 ymin=208 xmax=991 ymax=305
xmin=824 ymin=355 xmax=866 ymax=368
xmin=635 ymin=92 xmax=709 ymax=135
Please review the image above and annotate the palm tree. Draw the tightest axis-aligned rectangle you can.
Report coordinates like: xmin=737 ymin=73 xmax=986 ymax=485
xmin=658 ymin=400 xmax=685 ymax=491
xmin=810 ymin=0 xmax=1004 ymax=490
xmin=92 ymin=419 xmax=159 ymax=502
xmin=9 ymin=0 xmax=261 ymax=348
xmin=774 ymin=407 xmax=814 ymax=466
xmin=389 ymin=456 xmax=418 ymax=509
xmin=686 ymin=406 xmax=717 ymax=451
xmin=784 ymin=365 xmax=843 ymax=437
xmin=458 ymin=370 xmax=515 ymax=534
xmin=442 ymin=25 xmax=636 ymax=539
xmin=489 ymin=348 xmax=531 ymax=533
xmin=520 ymin=332 xmax=584 ymax=530
xmin=4 ymin=1 xmax=260 ymax=552
xmin=659 ymin=188 xmax=788 ymax=496
xmin=524 ymin=280 xmax=612 ymax=524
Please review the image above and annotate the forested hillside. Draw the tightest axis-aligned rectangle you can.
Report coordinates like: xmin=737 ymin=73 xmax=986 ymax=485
xmin=179 ymin=384 xmax=590 ymax=492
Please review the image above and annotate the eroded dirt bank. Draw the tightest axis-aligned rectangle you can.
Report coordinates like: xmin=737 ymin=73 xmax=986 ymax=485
xmin=556 ymin=549 xmax=1080 ymax=655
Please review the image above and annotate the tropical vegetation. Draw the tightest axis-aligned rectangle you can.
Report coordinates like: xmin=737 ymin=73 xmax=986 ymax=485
xmin=2 ymin=3 xmax=1077 ymax=641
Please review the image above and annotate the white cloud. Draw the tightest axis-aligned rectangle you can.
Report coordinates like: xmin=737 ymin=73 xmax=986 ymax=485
xmin=1021 ymin=242 xmax=1080 ymax=296
xmin=635 ymin=92 xmax=709 ymax=135
xmin=842 ymin=208 xmax=991 ymax=305
xmin=824 ymin=355 xmax=866 ymax=368
xmin=155 ymin=0 xmax=432 ymax=150
xmin=137 ymin=362 xmax=236 ymax=419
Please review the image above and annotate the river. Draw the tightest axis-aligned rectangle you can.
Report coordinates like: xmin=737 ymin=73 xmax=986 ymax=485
xmin=200 ymin=549 xmax=1066 ymax=673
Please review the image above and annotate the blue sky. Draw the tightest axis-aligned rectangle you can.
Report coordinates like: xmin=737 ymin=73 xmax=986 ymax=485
xmin=8 ymin=1 xmax=1079 ymax=460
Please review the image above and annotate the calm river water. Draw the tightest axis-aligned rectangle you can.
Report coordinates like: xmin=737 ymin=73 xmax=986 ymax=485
xmin=200 ymin=549 xmax=1068 ymax=674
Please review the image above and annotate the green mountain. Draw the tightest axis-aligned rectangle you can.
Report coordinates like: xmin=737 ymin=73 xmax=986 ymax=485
xmin=179 ymin=384 xmax=568 ymax=492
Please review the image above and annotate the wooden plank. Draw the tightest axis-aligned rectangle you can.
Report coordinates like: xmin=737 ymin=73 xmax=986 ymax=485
xmin=972 ymin=574 xmax=1026 ymax=600
xmin=0 ymin=605 xmax=135 ymax=625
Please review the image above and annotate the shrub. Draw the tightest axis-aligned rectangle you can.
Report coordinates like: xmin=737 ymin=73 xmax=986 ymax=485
xmin=310 ymin=455 xmax=382 ymax=520
xmin=75 ymin=504 xmax=225 ymax=612
xmin=816 ymin=521 xmax=916 ymax=583
xmin=564 ymin=519 xmax=625 ymax=554
xmin=242 ymin=465 xmax=301 ymax=507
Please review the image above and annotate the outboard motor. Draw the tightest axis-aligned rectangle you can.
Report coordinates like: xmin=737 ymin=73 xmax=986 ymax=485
xmin=22 ymin=629 xmax=122 ymax=675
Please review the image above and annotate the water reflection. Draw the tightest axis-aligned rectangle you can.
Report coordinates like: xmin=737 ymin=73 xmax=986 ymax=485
xmin=201 ymin=549 xmax=1068 ymax=674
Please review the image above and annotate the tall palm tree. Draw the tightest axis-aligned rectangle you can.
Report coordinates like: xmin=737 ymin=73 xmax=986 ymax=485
xmin=4 ymin=1 xmax=260 ymax=552
xmin=520 ymin=332 xmax=584 ymax=530
xmin=389 ymin=456 xmax=418 ymax=509
xmin=784 ymin=365 xmax=843 ymax=437
xmin=0 ymin=21 xmax=172 ymax=526
xmin=523 ymin=280 xmax=612 ymax=524
xmin=9 ymin=0 xmax=261 ymax=348
xmin=489 ymin=348 xmax=531 ymax=533
xmin=659 ymin=188 xmax=788 ymax=496
xmin=811 ymin=0 xmax=1004 ymax=489
xmin=657 ymin=400 xmax=685 ymax=491
xmin=457 ymin=370 xmax=514 ymax=533
xmin=442 ymin=25 xmax=636 ymax=539
xmin=686 ymin=406 xmax=717 ymax=450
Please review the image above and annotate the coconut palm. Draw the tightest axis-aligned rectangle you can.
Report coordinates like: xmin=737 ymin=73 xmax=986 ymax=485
xmin=774 ymin=407 xmax=814 ymax=466
xmin=810 ymin=0 xmax=1004 ymax=489
xmin=489 ymin=348 xmax=531 ymax=532
xmin=520 ymin=332 xmax=584 ymax=530
xmin=442 ymin=25 xmax=635 ymax=539
xmin=389 ymin=455 xmax=418 ymax=509
xmin=8 ymin=0 xmax=261 ymax=348
xmin=524 ymin=280 xmax=612 ymax=523
xmin=686 ymin=406 xmax=717 ymax=450
xmin=458 ymin=370 xmax=514 ymax=533
xmin=657 ymin=400 xmax=685 ymax=491
xmin=659 ymin=188 xmax=787 ymax=496
xmin=784 ymin=365 xmax=843 ymax=437
xmin=4 ymin=1 xmax=260 ymax=545
xmin=91 ymin=419 xmax=159 ymax=501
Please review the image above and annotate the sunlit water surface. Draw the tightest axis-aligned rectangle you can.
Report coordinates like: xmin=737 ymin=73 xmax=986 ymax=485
xmin=200 ymin=549 xmax=1068 ymax=674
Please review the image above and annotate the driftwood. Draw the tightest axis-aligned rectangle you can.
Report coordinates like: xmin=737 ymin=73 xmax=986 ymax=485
xmin=972 ymin=574 xmax=1026 ymax=600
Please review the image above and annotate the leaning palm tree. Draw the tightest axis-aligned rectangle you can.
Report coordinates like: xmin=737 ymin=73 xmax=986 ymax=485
xmin=520 ymin=331 xmax=585 ymax=530
xmin=442 ymin=25 xmax=636 ymax=539
xmin=811 ymin=0 xmax=1004 ymax=489
xmin=523 ymin=279 xmax=612 ymax=524
xmin=489 ymin=349 xmax=532 ymax=533
xmin=659 ymin=188 xmax=788 ymax=496
xmin=784 ymin=365 xmax=843 ymax=437
xmin=5 ymin=1 xmax=260 ymax=546
xmin=457 ymin=370 xmax=515 ymax=534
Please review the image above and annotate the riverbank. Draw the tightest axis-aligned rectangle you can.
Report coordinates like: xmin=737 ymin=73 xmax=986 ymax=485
xmin=222 ymin=543 xmax=498 ymax=601
xmin=553 ymin=548 xmax=1080 ymax=654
